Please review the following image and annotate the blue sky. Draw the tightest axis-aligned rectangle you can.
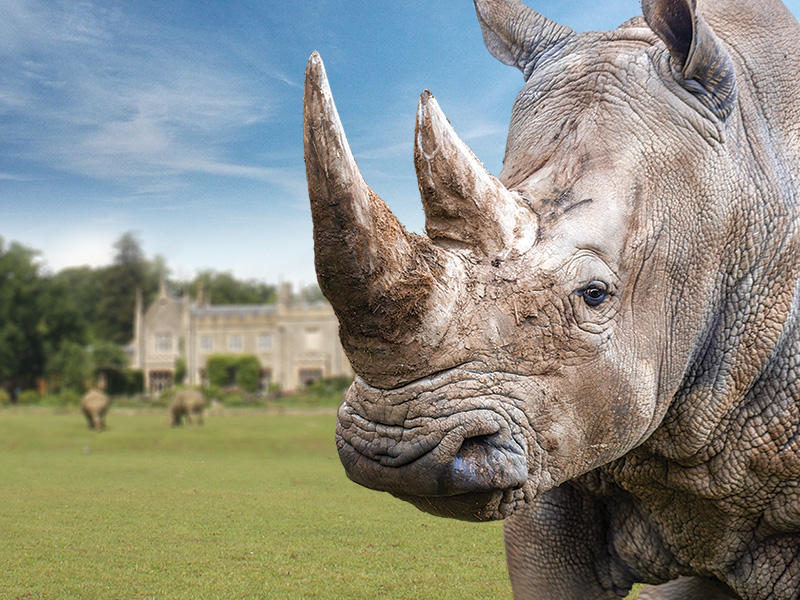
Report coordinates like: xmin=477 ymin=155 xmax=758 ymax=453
xmin=2 ymin=0 xmax=799 ymax=286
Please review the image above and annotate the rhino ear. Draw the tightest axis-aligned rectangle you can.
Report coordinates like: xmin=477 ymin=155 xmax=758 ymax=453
xmin=642 ymin=0 xmax=737 ymax=119
xmin=473 ymin=0 xmax=573 ymax=81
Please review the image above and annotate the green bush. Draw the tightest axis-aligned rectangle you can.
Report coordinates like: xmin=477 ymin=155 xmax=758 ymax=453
xmin=0 ymin=389 xmax=9 ymax=406
xmin=215 ymin=387 xmax=266 ymax=407
xmin=38 ymin=394 xmax=68 ymax=408
xmin=34 ymin=390 xmax=81 ymax=408
xmin=206 ymin=354 xmax=261 ymax=392
xmin=206 ymin=355 xmax=238 ymax=388
xmin=276 ymin=376 xmax=353 ymax=409
xmin=235 ymin=355 xmax=261 ymax=392
xmin=98 ymin=367 xmax=143 ymax=396
xmin=17 ymin=390 xmax=41 ymax=406
xmin=220 ymin=390 xmax=248 ymax=407
xmin=98 ymin=367 xmax=124 ymax=395
xmin=306 ymin=376 xmax=352 ymax=397
xmin=174 ymin=358 xmax=186 ymax=385
xmin=202 ymin=385 xmax=222 ymax=403
xmin=142 ymin=394 xmax=168 ymax=409
xmin=60 ymin=390 xmax=82 ymax=407
xmin=125 ymin=369 xmax=143 ymax=394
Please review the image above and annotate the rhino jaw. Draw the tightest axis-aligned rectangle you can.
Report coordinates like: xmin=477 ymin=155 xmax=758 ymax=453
xmin=335 ymin=375 xmax=531 ymax=522
xmin=395 ymin=436 xmax=529 ymax=522
xmin=338 ymin=431 xmax=529 ymax=523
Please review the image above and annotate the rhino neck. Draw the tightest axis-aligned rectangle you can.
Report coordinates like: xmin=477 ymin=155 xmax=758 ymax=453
xmin=644 ymin=178 xmax=800 ymax=464
xmin=587 ymin=281 xmax=800 ymax=575
xmin=589 ymin=298 xmax=800 ymax=581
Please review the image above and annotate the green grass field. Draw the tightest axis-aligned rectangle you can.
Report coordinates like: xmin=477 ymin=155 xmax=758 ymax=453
xmin=0 ymin=408 xmax=511 ymax=599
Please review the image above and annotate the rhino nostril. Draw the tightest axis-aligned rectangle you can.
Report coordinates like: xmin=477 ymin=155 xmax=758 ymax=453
xmin=455 ymin=435 xmax=494 ymax=458
xmin=451 ymin=435 xmax=527 ymax=493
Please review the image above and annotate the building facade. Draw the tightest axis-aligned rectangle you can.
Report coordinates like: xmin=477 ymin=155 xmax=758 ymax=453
xmin=130 ymin=283 xmax=352 ymax=394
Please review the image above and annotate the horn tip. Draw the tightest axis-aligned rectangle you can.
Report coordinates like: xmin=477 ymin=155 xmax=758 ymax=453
xmin=417 ymin=90 xmax=437 ymax=122
xmin=417 ymin=89 xmax=445 ymax=127
xmin=307 ymin=51 xmax=322 ymax=66
xmin=305 ymin=52 xmax=327 ymax=86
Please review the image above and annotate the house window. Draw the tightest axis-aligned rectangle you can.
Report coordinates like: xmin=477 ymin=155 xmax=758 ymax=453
xmin=304 ymin=327 xmax=322 ymax=351
xmin=298 ymin=368 xmax=324 ymax=387
xmin=260 ymin=369 xmax=272 ymax=390
xmin=200 ymin=336 xmax=213 ymax=352
xmin=149 ymin=370 xmax=173 ymax=394
xmin=258 ymin=333 xmax=272 ymax=351
xmin=229 ymin=335 xmax=243 ymax=351
xmin=155 ymin=332 xmax=173 ymax=352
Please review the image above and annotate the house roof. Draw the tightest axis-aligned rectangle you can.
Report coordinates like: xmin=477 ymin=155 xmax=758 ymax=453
xmin=190 ymin=305 xmax=278 ymax=317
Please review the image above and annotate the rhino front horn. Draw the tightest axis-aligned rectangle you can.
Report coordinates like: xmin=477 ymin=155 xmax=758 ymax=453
xmin=415 ymin=90 xmax=537 ymax=259
xmin=303 ymin=52 xmax=459 ymax=386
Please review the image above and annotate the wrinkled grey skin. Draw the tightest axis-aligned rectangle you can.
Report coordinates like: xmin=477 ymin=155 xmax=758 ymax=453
xmin=303 ymin=0 xmax=800 ymax=598
xmin=81 ymin=389 xmax=109 ymax=431
xmin=170 ymin=389 xmax=205 ymax=427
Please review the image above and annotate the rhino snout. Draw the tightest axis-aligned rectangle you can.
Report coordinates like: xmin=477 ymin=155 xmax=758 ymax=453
xmin=452 ymin=435 xmax=528 ymax=493
xmin=336 ymin=411 xmax=529 ymax=521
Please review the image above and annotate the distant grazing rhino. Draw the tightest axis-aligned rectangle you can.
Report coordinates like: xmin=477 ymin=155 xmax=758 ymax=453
xmin=304 ymin=0 xmax=800 ymax=597
xmin=170 ymin=389 xmax=205 ymax=427
xmin=81 ymin=388 xmax=109 ymax=431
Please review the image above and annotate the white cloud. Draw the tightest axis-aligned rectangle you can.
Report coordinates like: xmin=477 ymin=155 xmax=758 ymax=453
xmin=0 ymin=172 xmax=30 ymax=181
xmin=0 ymin=0 xmax=280 ymax=189
xmin=27 ymin=228 xmax=117 ymax=273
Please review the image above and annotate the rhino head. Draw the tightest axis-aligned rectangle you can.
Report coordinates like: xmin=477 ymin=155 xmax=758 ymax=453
xmin=304 ymin=0 xmax=744 ymax=522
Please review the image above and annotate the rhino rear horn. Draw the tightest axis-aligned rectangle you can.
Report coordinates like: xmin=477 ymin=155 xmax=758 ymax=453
xmin=643 ymin=0 xmax=737 ymax=118
xmin=473 ymin=0 xmax=574 ymax=80
xmin=303 ymin=53 xmax=450 ymax=353
xmin=414 ymin=90 xmax=537 ymax=259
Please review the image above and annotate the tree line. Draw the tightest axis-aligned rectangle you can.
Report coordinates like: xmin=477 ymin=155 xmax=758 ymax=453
xmin=0 ymin=231 xmax=310 ymax=401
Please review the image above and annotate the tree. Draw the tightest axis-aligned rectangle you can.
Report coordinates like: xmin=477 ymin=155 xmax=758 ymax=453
xmin=190 ymin=270 xmax=276 ymax=305
xmin=92 ymin=340 xmax=129 ymax=371
xmin=46 ymin=341 xmax=92 ymax=393
xmin=145 ymin=254 xmax=171 ymax=300
xmin=38 ymin=272 xmax=90 ymax=353
xmin=46 ymin=339 xmax=133 ymax=395
xmin=91 ymin=340 xmax=132 ymax=396
xmin=95 ymin=232 xmax=150 ymax=344
xmin=0 ymin=238 xmax=88 ymax=393
xmin=50 ymin=266 xmax=102 ymax=340
xmin=0 ymin=238 xmax=43 ymax=391
xmin=300 ymin=284 xmax=326 ymax=304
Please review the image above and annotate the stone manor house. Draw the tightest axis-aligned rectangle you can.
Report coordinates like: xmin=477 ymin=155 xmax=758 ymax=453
xmin=130 ymin=282 xmax=352 ymax=394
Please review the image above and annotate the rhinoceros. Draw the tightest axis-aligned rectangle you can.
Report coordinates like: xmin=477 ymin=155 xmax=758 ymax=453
xmin=169 ymin=388 xmax=205 ymax=427
xmin=303 ymin=0 xmax=800 ymax=597
xmin=81 ymin=388 xmax=109 ymax=431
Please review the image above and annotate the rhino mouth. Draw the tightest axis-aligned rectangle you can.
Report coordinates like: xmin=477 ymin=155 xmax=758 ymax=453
xmin=335 ymin=373 xmax=533 ymax=522
xmin=394 ymin=488 xmax=528 ymax=522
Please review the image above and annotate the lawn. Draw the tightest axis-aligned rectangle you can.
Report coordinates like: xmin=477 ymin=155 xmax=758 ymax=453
xmin=0 ymin=408 xmax=511 ymax=599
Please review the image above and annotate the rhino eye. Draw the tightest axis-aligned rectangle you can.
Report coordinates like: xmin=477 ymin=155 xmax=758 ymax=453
xmin=578 ymin=281 xmax=609 ymax=307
